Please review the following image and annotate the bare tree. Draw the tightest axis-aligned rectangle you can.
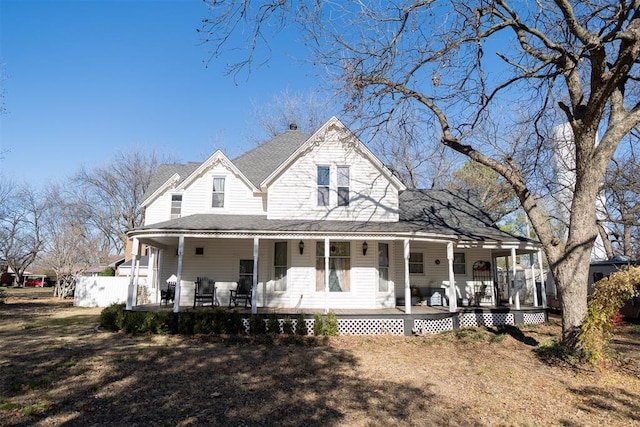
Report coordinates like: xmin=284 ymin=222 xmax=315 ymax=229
xmin=202 ymin=1 xmax=640 ymax=348
xmin=603 ymin=142 xmax=640 ymax=259
xmin=40 ymin=184 xmax=104 ymax=298
xmin=0 ymin=182 xmax=45 ymax=285
xmin=249 ymin=89 xmax=331 ymax=141
xmin=72 ymin=149 xmax=164 ymax=254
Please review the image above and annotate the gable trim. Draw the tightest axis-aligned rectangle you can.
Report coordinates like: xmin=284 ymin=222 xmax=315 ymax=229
xmin=175 ymin=150 xmax=259 ymax=192
xmin=259 ymin=116 xmax=407 ymax=192
xmin=140 ymin=173 xmax=181 ymax=208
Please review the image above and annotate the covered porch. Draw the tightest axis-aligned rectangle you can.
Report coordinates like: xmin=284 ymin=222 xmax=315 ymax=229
xmin=125 ymin=221 xmax=546 ymax=316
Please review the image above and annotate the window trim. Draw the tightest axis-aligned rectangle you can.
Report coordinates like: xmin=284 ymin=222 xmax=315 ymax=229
xmin=453 ymin=252 xmax=466 ymax=275
xmin=211 ymin=176 xmax=225 ymax=208
xmin=170 ymin=194 xmax=182 ymax=219
xmin=337 ymin=166 xmax=350 ymax=207
xmin=273 ymin=241 xmax=287 ymax=292
xmin=317 ymin=165 xmax=330 ymax=207
xmin=409 ymin=252 xmax=424 ymax=274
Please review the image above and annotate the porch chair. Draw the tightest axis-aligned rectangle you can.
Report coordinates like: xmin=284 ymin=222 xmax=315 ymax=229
xmin=161 ymin=281 xmax=176 ymax=306
xmin=193 ymin=277 xmax=217 ymax=308
xmin=229 ymin=278 xmax=252 ymax=308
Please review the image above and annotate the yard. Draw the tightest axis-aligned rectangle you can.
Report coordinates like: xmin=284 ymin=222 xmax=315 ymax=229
xmin=0 ymin=287 xmax=639 ymax=426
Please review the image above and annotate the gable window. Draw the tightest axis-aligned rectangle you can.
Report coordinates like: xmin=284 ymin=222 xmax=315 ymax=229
xmin=337 ymin=166 xmax=350 ymax=206
xmin=212 ymin=177 xmax=225 ymax=208
xmin=316 ymin=241 xmax=350 ymax=292
xmin=170 ymin=194 xmax=182 ymax=219
xmin=195 ymin=247 xmax=204 ymax=256
xmin=317 ymin=166 xmax=330 ymax=206
xmin=409 ymin=252 xmax=424 ymax=274
xmin=453 ymin=253 xmax=466 ymax=275
xmin=378 ymin=243 xmax=389 ymax=292
xmin=273 ymin=242 xmax=287 ymax=291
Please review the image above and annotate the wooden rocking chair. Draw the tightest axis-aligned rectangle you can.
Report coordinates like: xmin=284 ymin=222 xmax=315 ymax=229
xmin=193 ymin=277 xmax=217 ymax=308
xmin=161 ymin=281 xmax=176 ymax=306
xmin=228 ymin=278 xmax=252 ymax=308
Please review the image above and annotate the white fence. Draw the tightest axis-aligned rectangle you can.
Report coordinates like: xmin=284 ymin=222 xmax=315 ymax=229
xmin=73 ymin=276 xmax=150 ymax=308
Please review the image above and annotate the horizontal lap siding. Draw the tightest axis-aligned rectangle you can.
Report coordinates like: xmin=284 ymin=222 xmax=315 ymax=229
xmin=144 ymin=194 xmax=171 ymax=225
xmin=267 ymin=132 xmax=399 ymax=221
xmin=182 ymin=164 xmax=264 ymax=216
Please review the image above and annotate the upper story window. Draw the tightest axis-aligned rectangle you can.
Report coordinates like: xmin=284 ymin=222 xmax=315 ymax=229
xmin=212 ymin=177 xmax=225 ymax=208
xmin=317 ymin=166 xmax=330 ymax=206
xmin=337 ymin=166 xmax=350 ymax=206
xmin=409 ymin=252 xmax=424 ymax=274
xmin=170 ymin=194 xmax=182 ymax=219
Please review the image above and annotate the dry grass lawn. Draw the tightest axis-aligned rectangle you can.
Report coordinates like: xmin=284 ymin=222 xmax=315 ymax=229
xmin=1 ymin=287 xmax=639 ymax=426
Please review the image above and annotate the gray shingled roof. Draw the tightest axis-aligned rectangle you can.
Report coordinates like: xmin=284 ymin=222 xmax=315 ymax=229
xmin=135 ymin=189 xmax=533 ymax=244
xmin=143 ymin=129 xmax=309 ymax=202
xmin=142 ymin=162 xmax=200 ymax=202
xmin=232 ymin=129 xmax=309 ymax=187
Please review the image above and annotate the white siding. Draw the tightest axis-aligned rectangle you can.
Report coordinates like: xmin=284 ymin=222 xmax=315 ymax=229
xmin=267 ymin=130 xmax=400 ymax=221
xmin=393 ymin=244 xmax=496 ymax=304
xmin=180 ymin=164 xmax=264 ymax=216
xmin=144 ymin=192 xmax=172 ymax=225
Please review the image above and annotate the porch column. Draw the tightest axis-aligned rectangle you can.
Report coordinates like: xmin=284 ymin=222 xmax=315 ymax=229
xmin=172 ymin=236 xmax=185 ymax=313
xmin=512 ymin=247 xmax=520 ymax=310
xmin=324 ymin=238 xmax=330 ymax=314
xmin=404 ymin=239 xmax=411 ymax=315
xmin=126 ymin=238 xmax=139 ymax=310
xmin=530 ymin=253 xmax=538 ymax=307
xmin=447 ymin=242 xmax=457 ymax=312
xmin=251 ymin=237 xmax=259 ymax=314
xmin=538 ymin=249 xmax=547 ymax=308
xmin=148 ymin=249 xmax=157 ymax=303
xmin=155 ymin=249 xmax=163 ymax=304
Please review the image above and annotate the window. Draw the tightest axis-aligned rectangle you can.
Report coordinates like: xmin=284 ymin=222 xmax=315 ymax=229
xmin=273 ymin=242 xmax=287 ymax=291
xmin=409 ymin=252 xmax=424 ymax=274
xmin=316 ymin=241 xmax=350 ymax=292
xmin=317 ymin=166 xmax=330 ymax=206
xmin=337 ymin=166 xmax=350 ymax=206
xmin=453 ymin=253 xmax=466 ymax=274
xmin=170 ymin=194 xmax=182 ymax=219
xmin=239 ymin=259 xmax=254 ymax=292
xmin=212 ymin=177 xmax=225 ymax=208
xmin=378 ymin=243 xmax=389 ymax=292
xmin=195 ymin=247 xmax=204 ymax=256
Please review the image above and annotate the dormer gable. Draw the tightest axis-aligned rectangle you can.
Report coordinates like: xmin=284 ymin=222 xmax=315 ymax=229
xmin=175 ymin=150 xmax=258 ymax=193
xmin=260 ymin=116 xmax=407 ymax=192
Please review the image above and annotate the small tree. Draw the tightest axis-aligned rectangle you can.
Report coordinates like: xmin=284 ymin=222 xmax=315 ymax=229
xmin=578 ymin=266 xmax=640 ymax=364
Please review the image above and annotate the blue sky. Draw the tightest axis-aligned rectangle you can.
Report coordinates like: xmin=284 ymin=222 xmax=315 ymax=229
xmin=0 ymin=0 xmax=325 ymax=189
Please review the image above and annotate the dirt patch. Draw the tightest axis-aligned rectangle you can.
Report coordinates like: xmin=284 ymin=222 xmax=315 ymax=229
xmin=0 ymin=289 xmax=639 ymax=426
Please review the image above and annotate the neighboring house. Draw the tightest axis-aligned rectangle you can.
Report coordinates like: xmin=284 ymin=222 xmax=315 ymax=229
xmin=127 ymin=117 xmax=542 ymax=314
xmin=77 ymin=256 xmax=126 ymax=278
xmin=117 ymin=256 xmax=149 ymax=278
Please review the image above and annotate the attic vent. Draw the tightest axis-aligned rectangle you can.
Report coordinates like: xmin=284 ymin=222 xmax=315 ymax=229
xmin=289 ymin=123 xmax=298 ymax=130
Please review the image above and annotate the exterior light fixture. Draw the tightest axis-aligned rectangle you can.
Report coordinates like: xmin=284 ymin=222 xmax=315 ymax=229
xmin=362 ymin=241 xmax=368 ymax=256
xmin=299 ymin=240 xmax=304 ymax=255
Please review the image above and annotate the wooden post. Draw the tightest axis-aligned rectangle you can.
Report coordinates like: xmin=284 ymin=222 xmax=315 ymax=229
xmin=404 ymin=239 xmax=411 ymax=315
xmin=252 ymin=237 xmax=259 ymax=314
xmin=512 ymin=247 xmax=520 ymax=310
xmin=538 ymin=249 xmax=547 ymax=308
xmin=448 ymin=242 xmax=457 ymax=312
xmin=126 ymin=238 xmax=139 ymax=310
xmin=530 ymin=253 xmax=538 ymax=307
xmin=173 ymin=236 xmax=185 ymax=313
